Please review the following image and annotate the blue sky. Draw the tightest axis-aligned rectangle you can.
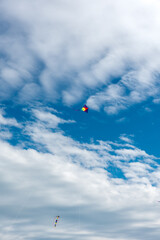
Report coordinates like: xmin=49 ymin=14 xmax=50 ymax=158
xmin=1 ymin=0 xmax=160 ymax=239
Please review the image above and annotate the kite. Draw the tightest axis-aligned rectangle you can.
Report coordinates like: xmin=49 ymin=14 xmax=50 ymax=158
xmin=81 ymin=104 xmax=88 ymax=113
xmin=54 ymin=216 xmax=60 ymax=227
xmin=72 ymin=104 xmax=89 ymax=113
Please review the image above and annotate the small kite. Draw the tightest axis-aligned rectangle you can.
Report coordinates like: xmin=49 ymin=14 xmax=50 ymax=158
xmin=72 ymin=104 xmax=89 ymax=113
xmin=54 ymin=216 xmax=60 ymax=227
xmin=81 ymin=104 xmax=88 ymax=113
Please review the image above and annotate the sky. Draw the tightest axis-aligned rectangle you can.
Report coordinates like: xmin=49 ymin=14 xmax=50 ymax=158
xmin=1 ymin=0 xmax=160 ymax=239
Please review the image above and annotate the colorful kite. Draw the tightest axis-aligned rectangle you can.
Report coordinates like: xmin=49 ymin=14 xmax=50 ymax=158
xmin=72 ymin=104 xmax=89 ymax=113
xmin=54 ymin=216 xmax=60 ymax=227
xmin=81 ymin=105 xmax=88 ymax=113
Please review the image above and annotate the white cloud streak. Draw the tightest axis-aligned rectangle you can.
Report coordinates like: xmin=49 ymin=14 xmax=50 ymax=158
xmin=0 ymin=109 xmax=20 ymax=127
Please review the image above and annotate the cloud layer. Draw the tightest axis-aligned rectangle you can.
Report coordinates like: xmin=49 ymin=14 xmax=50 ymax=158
xmin=0 ymin=0 xmax=160 ymax=113
xmin=1 ymin=107 xmax=160 ymax=239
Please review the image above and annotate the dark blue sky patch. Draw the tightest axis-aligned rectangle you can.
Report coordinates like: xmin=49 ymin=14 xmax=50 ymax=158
xmin=105 ymin=165 xmax=126 ymax=179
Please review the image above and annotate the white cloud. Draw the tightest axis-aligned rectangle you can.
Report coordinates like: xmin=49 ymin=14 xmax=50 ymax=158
xmin=153 ymin=98 xmax=160 ymax=104
xmin=0 ymin=128 xmax=12 ymax=140
xmin=0 ymin=109 xmax=20 ymax=127
xmin=114 ymin=148 xmax=149 ymax=161
xmin=119 ymin=134 xmax=133 ymax=143
xmin=32 ymin=109 xmax=75 ymax=129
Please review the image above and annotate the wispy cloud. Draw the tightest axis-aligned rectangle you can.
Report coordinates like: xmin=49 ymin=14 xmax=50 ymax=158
xmin=33 ymin=109 xmax=75 ymax=128
xmin=0 ymin=109 xmax=21 ymax=127
xmin=0 ymin=0 xmax=160 ymax=113
xmin=119 ymin=134 xmax=133 ymax=143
